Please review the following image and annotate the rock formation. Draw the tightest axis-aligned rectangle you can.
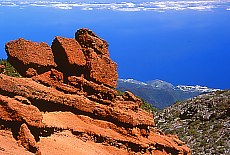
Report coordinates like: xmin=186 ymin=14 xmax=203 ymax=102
xmin=0 ymin=28 xmax=191 ymax=155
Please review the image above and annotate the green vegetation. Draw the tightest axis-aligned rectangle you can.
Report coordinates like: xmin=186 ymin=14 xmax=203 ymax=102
xmin=117 ymin=90 xmax=124 ymax=96
xmin=154 ymin=90 xmax=230 ymax=155
xmin=140 ymin=99 xmax=158 ymax=114
xmin=0 ymin=59 xmax=21 ymax=77
xmin=215 ymin=90 xmax=228 ymax=95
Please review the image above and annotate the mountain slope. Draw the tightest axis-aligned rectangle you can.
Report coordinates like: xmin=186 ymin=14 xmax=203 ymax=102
xmin=154 ymin=90 xmax=230 ymax=155
xmin=117 ymin=79 xmax=218 ymax=109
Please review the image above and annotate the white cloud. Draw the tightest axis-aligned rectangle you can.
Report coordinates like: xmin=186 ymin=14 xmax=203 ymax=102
xmin=125 ymin=2 xmax=136 ymax=8
xmin=81 ymin=7 xmax=93 ymax=11
xmin=51 ymin=4 xmax=73 ymax=9
xmin=1 ymin=2 xmax=18 ymax=7
xmin=187 ymin=5 xmax=215 ymax=11
xmin=116 ymin=8 xmax=141 ymax=12
xmin=30 ymin=4 xmax=47 ymax=7
xmin=0 ymin=0 xmax=230 ymax=12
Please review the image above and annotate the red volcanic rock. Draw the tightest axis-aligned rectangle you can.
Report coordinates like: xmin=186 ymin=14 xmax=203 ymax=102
xmin=51 ymin=36 xmax=86 ymax=75
xmin=52 ymin=36 xmax=86 ymax=66
xmin=40 ymin=111 xmax=190 ymax=155
xmin=32 ymin=69 xmax=81 ymax=94
xmin=5 ymin=38 xmax=56 ymax=77
xmin=75 ymin=28 xmax=109 ymax=56
xmin=25 ymin=68 xmax=37 ymax=77
xmin=0 ymin=94 xmax=42 ymax=127
xmin=18 ymin=123 xmax=41 ymax=155
xmin=122 ymin=91 xmax=142 ymax=107
xmin=14 ymin=96 xmax=31 ymax=105
xmin=75 ymin=28 xmax=118 ymax=88
xmin=0 ymin=130 xmax=34 ymax=155
xmin=84 ymin=49 xmax=118 ymax=88
xmin=0 ymin=29 xmax=191 ymax=155
xmin=32 ymin=70 xmax=118 ymax=103
xmin=68 ymin=76 xmax=117 ymax=102
xmin=0 ymin=74 xmax=154 ymax=127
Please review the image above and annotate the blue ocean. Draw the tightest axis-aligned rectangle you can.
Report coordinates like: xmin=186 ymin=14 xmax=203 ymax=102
xmin=0 ymin=0 xmax=230 ymax=89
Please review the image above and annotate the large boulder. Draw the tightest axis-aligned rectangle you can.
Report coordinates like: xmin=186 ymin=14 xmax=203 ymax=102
xmin=51 ymin=36 xmax=86 ymax=76
xmin=5 ymin=38 xmax=56 ymax=77
xmin=75 ymin=28 xmax=109 ymax=56
xmin=75 ymin=28 xmax=118 ymax=88
xmin=84 ymin=49 xmax=118 ymax=88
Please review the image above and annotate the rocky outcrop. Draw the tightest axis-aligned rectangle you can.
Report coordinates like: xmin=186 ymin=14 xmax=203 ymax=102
xmin=75 ymin=28 xmax=118 ymax=88
xmin=0 ymin=94 xmax=42 ymax=127
xmin=0 ymin=28 xmax=191 ymax=155
xmin=75 ymin=28 xmax=109 ymax=56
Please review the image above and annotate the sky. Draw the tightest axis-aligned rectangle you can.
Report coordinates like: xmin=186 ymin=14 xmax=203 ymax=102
xmin=1 ymin=0 xmax=230 ymax=11
xmin=0 ymin=0 xmax=230 ymax=89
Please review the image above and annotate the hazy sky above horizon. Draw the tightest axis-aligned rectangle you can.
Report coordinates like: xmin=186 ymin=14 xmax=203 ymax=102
xmin=0 ymin=0 xmax=230 ymax=89
xmin=1 ymin=0 xmax=230 ymax=11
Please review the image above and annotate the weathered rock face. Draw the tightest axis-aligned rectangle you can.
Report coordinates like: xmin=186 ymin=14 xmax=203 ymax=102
xmin=0 ymin=94 xmax=43 ymax=127
xmin=122 ymin=91 xmax=142 ymax=107
xmin=75 ymin=28 xmax=118 ymax=88
xmin=75 ymin=28 xmax=109 ymax=56
xmin=51 ymin=36 xmax=86 ymax=76
xmin=0 ymin=28 xmax=191 ymax=155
